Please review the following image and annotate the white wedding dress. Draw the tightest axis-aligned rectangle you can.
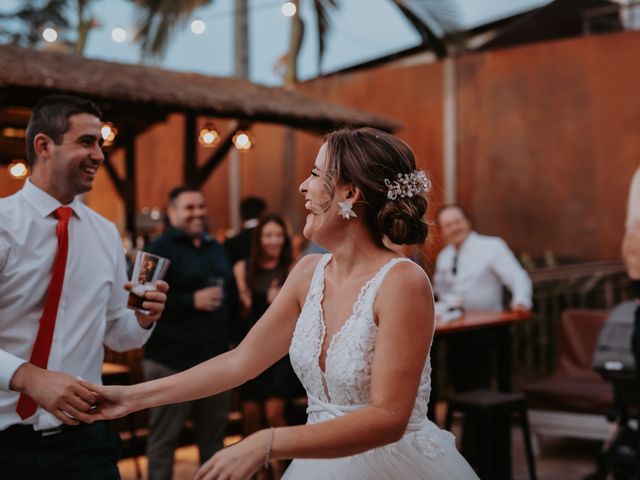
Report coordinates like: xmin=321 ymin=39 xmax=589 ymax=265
xmin=284 ymin=254 xmax=479 ymax=479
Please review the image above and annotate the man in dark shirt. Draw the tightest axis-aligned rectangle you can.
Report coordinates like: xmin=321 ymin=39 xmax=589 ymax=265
xmin=143 ymin=185 xmax=233 ymax=480
xmin=223 ymin=196 xmax=266 ymax=265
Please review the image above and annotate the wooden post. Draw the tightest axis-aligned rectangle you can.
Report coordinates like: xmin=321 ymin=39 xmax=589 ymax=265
xmin=123 ymin=133 xmax=137 ymax=235
xmin=184 ymin=113 xmax=197 ymax=185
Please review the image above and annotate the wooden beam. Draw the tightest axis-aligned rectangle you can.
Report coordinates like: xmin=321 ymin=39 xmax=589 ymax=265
xmin=183 ymin=113 xmax=197 ymax=185
xmin=123 ymin=134 xmax=137 ymax=234
xmin=102 ymin=152 xmax=125 ymax=200
xmin=195 ymin=121 xmax=251 ymax=188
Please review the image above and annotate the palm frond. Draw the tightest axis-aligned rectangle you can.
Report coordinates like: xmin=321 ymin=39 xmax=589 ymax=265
xmin=392 ymin=0 xmax=447 ymax=58
xmin=313 ymin=0 xmax=338 ymax=72
xmin=133 ymin=0 xmax=213 ymax=59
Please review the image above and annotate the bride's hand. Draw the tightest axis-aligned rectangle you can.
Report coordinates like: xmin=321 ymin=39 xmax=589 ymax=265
xmin=194 ymin=429 xmax=269 ymax=480
xmin=78 ymin=381 xmax=136 ymax=421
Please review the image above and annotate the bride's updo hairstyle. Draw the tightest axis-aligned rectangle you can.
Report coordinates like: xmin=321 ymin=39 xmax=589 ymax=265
xmin=324 ymin=127 xmax=429 ymax=245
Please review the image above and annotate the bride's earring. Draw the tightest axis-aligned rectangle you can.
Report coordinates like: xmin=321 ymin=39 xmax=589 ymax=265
xmin=338 ymin=201 xmax=357 ymax=220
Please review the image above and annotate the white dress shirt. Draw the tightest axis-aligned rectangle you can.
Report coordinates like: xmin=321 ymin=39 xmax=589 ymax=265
xmin=626 ymin=167 xmax=640 ymax=229
xmin=0 ymin=180 xmax=153 ymax=431
xmin=434 ymin=232 xmax=532 ymax=311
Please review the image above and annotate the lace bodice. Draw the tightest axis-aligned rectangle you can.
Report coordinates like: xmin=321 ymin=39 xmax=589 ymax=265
xmin=289 ymin=254 xmax=432 ymax=426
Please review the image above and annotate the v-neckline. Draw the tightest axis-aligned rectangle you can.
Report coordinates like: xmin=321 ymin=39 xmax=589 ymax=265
xmin=315 ymin=255 xmax=399 ymax=380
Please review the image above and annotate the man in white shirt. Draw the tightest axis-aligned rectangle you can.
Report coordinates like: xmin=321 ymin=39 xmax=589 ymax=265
xmin=0 ymin=94 xmax=168 ymax=479
xmin=622 ymin=167 xmax=640 ymax=369
xmin=434 ymin=205 xmax=532 ymax=312
xmin=434 ymin=205 xmax=532 ymax=391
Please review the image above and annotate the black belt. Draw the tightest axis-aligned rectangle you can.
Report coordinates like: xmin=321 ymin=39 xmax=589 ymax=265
xmin=1 ymin=421 xmax=94 ymax=438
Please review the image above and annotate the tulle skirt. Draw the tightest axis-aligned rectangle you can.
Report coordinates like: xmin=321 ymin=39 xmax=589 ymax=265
xmin=282 ymin=417 xmax=479 ymax=480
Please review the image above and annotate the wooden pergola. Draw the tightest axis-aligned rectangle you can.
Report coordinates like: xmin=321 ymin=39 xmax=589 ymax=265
xmin=0 ymin=44 xmax=399 ymax=232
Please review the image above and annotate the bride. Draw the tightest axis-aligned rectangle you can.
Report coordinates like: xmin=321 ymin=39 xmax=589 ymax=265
xmin=84 ymin=127 xmax=478 ymax=480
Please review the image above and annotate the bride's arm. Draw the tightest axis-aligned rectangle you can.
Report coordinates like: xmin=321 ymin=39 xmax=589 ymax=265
xmin=196 ymin=261 xmax=435 ymax=479
xmin=87 ymin=255 xmax=323 ymax=419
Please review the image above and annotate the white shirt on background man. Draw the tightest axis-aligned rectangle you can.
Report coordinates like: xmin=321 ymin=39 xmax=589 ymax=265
xmin=0 ymin=179 xmax=153 ymax=431
xmin=434 ymin=231 xmax=532 ymax=312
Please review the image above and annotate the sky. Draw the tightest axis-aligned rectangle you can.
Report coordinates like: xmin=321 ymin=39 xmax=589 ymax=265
xmin=4 ymin=0 xmax=551 ymax=86
xmin=83 ymin=0 xmax=423 ymax=85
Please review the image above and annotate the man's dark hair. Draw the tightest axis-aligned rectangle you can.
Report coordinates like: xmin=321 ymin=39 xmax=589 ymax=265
xmin=168 ymin=185 xmax=201 ymax=204
xmin=436 ymin=204 xmax=471 ymax=225
xmin=26 ymin=94 xmax=102 ymax=166
xmin=240 ymin=196 xmax=266 ymax=221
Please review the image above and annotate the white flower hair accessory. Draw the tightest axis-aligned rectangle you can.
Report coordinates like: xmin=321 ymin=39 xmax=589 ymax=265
xmin=384 ymin=170 xmax=431 ymax=201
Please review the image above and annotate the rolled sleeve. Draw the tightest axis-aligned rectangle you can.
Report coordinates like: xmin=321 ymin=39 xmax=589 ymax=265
xmin=0 ymin=350 xmax=27 ymax=391
xmin=105 ymin=310 xmax=155 ymax=352
xmin=492 ymin=240 xmax=532 ymax=310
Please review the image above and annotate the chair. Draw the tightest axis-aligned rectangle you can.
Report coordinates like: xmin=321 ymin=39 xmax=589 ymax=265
xmin=445 ymin=389 xmax=537 ymax=480
xmin=523 ymin=309 xmax=614 ymax=445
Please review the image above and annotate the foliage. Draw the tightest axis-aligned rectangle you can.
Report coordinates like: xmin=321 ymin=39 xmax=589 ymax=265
xmin=130 ymin=0 xmax=213 ymax=58
xmin=0 ymin=0 xmax=70 ymax=47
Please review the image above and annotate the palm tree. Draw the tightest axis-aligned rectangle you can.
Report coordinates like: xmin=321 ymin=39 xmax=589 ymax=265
xmin=131 ymin=0 xmax=447 ymax=75
xmin=282 ymin=0 xmax=447 ymax=85
xmin=130 ymin=0 xmax=213 ymax=59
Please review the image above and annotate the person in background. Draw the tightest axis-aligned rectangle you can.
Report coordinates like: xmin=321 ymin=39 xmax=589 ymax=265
xmin=433 ymin=204 xmax=532 ymax=391
xmin=0 ymin=94 xmax=167 ymax=479
xmin=142 ymin=185 xmax=234 ymax=480
xmin=622 ymin=166 xmax=640 ymax=367
xmin=434 ymin=204 xmax=532 ymax=311
xmin=224 ymin=196 xmax=267 ymax=265
xmin=233 ymin=213 xmax=300 ymax=479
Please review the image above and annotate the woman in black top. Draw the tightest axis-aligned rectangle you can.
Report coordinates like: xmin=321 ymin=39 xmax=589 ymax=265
xmin=234 ymin=213 xmax=298 ymax=478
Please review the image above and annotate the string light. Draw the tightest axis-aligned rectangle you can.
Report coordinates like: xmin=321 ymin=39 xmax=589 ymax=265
xmin=8 ymin=160 xmax=28 ymax=179
xmin=232 ymin=130 xmax=253 ymax=151
xmin=1 ymin=127 xmax=26 ymax=138
xmin=101 ymin=122 xmax=118 ymax=147
xmin=281 ymin=2 xmax=296 ymax=17
xmin=198 ymin=123 xmax=220 ymax=147
xmin=42 ymin=28 xmax=58 ymax=43
xmin=191 ymin=19 xmax=206 ymax=34
xmin=112 ymin=27 xmax=127 ymax=43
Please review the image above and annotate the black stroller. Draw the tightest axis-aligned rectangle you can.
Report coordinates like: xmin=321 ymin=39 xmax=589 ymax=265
xmin=587 ymin=301 xmax=640 ymax=480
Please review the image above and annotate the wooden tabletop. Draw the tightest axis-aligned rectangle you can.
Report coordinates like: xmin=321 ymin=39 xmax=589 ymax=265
xmin=435 ymin=310 xmax=534 ymax=335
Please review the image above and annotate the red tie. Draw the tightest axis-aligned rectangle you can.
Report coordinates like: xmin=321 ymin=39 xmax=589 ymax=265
xmin=16 ymin=206 xmax=73 ymax=419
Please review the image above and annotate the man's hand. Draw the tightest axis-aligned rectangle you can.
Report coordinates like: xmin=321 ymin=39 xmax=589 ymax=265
xmin=511 ymin=303 xmax=530 ymax=313
xmin=9 ymin=363 xmax=98 ymax=425
xmin=124 ymin=280 xmax=169 ymax=328
xmin=194 ymin=286 xmax=224 ymax=312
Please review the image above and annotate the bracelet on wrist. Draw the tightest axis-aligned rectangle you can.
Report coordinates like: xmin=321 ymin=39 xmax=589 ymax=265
xmin=264 ymin=427 xmax=275 ymax=469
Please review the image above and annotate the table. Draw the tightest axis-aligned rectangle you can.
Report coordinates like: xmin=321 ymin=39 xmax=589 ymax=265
xmin=428 ymin=310 xmax=534 ymax=422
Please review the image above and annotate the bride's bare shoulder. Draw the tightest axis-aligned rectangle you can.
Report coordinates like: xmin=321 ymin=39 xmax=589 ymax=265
xmin=381 ymin=259 xmax=433 ymax=301
xmin=287 ymin=253 xmax=325 ymax=285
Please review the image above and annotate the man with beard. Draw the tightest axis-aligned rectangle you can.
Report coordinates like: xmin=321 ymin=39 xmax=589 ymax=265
xmin=622 ymin=167 xmax=640 ymax=367
xmin=434 ymin=204 xmax=531 ymax=391
xmin=142 ymin=185 xmax=234 ymax=480
xmin=0 ymin=94 xmax=168 ymax=479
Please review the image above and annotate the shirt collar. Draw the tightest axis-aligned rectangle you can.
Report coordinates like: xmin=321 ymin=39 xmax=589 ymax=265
xmin=20 ymin=179 xmax=84 ymax=220
xmin=243 ymin=218 xmax=259 ymax=229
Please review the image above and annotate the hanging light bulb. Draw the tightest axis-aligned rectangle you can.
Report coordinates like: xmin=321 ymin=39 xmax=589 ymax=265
xmin=232 ymin=130 xmax=253 ymax=151
xmin=101 ymin=122 xmax=118 ymax=146
xmin=8 ymin=160 xmax=28 ymax=179
xmin=198 ymin=123 xmax=220 ymax=147
xmin=281 ymin=2 xmax=297 ymax=17
xmin=42 ymin=28 xmax=58 ymax=43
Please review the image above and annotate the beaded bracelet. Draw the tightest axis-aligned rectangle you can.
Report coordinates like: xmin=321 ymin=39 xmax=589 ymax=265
xmin=264 ymin=427 xmax=275 ymax=469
